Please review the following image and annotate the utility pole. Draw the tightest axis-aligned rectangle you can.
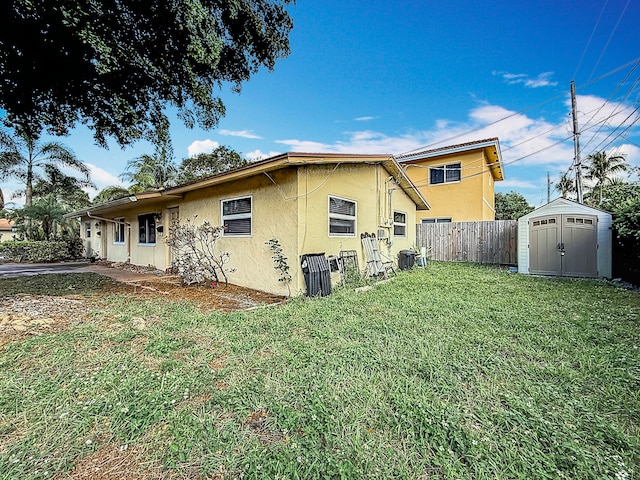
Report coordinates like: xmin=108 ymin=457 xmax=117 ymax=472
xmin=547 ymin=171 xmax=551 ymax=203
xmin=571 ymin=81 xmax=584 ymax=203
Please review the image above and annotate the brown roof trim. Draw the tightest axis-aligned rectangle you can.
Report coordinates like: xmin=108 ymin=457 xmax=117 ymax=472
xmin=395 ymin=138 xmax=500 ymax=159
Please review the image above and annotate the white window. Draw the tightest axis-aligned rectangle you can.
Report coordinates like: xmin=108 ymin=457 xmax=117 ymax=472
xmin=393 ymin=211 xmax=407 ymax=237
xmin=114 ymin=218 xmax=125 ymax=244
xmin=329 ymin=196 xmax=356 ymax=236
xmin=430 ymin=162 xmax=461 ymax=185
xmin=138 ymin=213 xmax=156 ymax=244
xmin=422 ymin=218 xmax=452 ymax=224
xmin=222 ymin=196 xmax=252 ymax=236
xmin=85 ymin=222 xmax=91 ymax=238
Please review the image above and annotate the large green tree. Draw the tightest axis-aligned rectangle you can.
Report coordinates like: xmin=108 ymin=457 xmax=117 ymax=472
xmin=0 ymin=1 xmax=294 ymax=146
xmin=177 ymin=146 xmax=249 ymax=184
xmin=93 ymin=186 xmax=132 ymax=205
xmin=120 ymin=140 xmax=177 ymax=192
xmin=584 ymin=151 xmax=628 ymax=206
xmin=494 ymin=191 xmax=534 ymax=220
xmin=0 ymin=127 xmax=90 ymax=207
xmin=30 ymin=164 xmax=94 ymax=211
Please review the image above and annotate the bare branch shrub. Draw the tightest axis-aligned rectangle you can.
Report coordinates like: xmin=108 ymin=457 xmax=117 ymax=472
xmin=165 ymin=217 xmax=234 ymax=285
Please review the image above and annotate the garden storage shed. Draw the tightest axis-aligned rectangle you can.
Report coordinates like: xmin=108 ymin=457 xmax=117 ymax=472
xmin=518 ymin=198 xmax=612 ymax=279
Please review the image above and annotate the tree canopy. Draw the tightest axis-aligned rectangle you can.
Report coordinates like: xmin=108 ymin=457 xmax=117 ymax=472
xmin=120 ymin=139 xmax=178 ymax=192
xmin=494 ymin=191 xmax=534 ymax=220
xmin=177 ymin=146 xmax=249 ymax=184
xmin=0 ymin=127 xmax=90 ymax=207
xmin=0 ymin=0 xmax=294 ymax=145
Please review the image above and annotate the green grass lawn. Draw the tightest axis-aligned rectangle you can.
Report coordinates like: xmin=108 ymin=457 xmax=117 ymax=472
xmin=0 ymin=263 xmax=638 ymax=479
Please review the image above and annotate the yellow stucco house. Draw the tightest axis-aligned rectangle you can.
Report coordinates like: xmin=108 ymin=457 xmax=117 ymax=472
xmin=69 ymin=153 xmax=429 ymax=296
xmin=396 ymin=138 xmax=504 ymax=223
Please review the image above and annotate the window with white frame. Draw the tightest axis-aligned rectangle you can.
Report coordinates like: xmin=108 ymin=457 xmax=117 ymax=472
xmin=85 ymin=222 xmax=91 ymax=238
xmin=138 ymin=213 xmax=156 ymax=244
xmin=429 ymin=162 xmax=461 ymax=185
xmin=222 ymin=196 xmax=252 ymax=236
xmin=114 ymin=218 xmax=125 ymax=244
xmin=329 ymin=196 xmax=356 ymax=236
xmin=421 ymin=218 xmax=452 ymax=224
xmin=393 ymin=211 xmax=407 ymax=236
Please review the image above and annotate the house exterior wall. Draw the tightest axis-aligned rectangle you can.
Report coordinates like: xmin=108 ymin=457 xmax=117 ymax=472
xmin=176 ymin=168 xmax=300 ymax=296
xmin=77 ymin=160 xmax=419 ymax=296
xmin=0 ymin=229 xmax=13 ymax=242
xmin=517 ymin=198 xmax=612 ymax=278
xmin=403 ymin=150 xmax=496 ymax=223
xmin=295 ymin=163 xmax=417 ymax=291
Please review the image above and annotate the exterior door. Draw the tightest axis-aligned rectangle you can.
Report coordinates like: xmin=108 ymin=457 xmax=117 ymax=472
xmin=529 ymin=215 xmax=561 ymax=275
xmin=561 ymin=215 xmax=597 ymax=277
xmin=529 ymin=214 xmax=597 ymax=277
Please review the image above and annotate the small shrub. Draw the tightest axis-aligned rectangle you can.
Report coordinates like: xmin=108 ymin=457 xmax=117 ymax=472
xmin=165 ymin=218 xmax=234 ymax=285
xmin=265 ymin=238 xmax=291 ymax=295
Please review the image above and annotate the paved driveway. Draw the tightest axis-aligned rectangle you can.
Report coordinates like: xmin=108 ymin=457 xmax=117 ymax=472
xmin=0 ymin=262 xmax=91 ymax=278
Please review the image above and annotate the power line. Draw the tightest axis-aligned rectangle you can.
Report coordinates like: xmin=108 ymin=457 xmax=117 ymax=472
xmin=396 ymin=57 xmax=640 ymax=158
xmin=573 ymin=0 xmax=610 ymax=80
xmin=588 ymin=0 xmax=632 ymax=82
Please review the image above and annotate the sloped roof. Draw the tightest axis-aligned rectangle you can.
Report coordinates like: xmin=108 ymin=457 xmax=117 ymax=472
xmin=395 ymin=138 xmax=504 ymax=181
xmin=0 ymin=219 xmax=14 ymax=230
xmin=66 ymin=152 xmax=430 ymax=218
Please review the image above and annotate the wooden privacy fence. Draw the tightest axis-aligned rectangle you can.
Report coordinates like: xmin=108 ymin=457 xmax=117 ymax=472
xmin=416 ymin=220 xmax=518 ymax=265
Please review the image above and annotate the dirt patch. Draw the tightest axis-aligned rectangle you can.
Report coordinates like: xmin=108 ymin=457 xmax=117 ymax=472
xmin=64 ymin=443 xmax=169 ymax=480
xmin=0 ymin=264 xmax=286 ymax=348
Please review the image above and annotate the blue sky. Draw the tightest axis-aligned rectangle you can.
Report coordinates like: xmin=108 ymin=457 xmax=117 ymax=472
xmin=3 ymin=0 xmax=640 ymax=207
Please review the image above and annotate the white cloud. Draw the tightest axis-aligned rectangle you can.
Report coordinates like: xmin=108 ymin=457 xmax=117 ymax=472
xmin=187 ymin=139 xmax=220 ymax=157
xmin=84 ymin=163 xmax=127 ymax=198
xmin=218 ymin=129 xmax=262 ymax=139
xmin=494 ymin=70 xmax=558 ymax=88
xmin=245 ymin=149 xmax=282 ymax=161
xmin=354 ymin=116 xmax=377 ymax=122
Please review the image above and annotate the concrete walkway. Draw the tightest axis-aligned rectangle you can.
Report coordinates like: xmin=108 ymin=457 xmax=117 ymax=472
xmin=0 ymin=261 xmax=179 ymax=284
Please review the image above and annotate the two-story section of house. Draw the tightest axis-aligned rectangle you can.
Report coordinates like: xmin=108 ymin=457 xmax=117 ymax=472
xmin=396 ymin=138 xmax=504 ymax=224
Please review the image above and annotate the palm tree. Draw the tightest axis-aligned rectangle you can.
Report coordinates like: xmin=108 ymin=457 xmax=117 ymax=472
xmin=555 ymin=171 xmax=576 ymax=199
xmin=18 ymin=195 xmax=66 ymax=240
xmin=120 ymin=139 xmax=177 ymax=191
xmin=584 ymin=151 xmax=628 ymax=205
xmin=27 ymin=164 xmax=94 ymax=210
xmin=0 ymin=127 xmax=90 ymax=207
xmin=93 ymin=185 xmax=132 ymax=205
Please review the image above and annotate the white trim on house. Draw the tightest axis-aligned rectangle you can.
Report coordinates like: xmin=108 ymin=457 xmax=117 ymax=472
xmin=221 ymin=195 xmax=253 ymax=237
xmin=328 ymin=195 xmax=357 ymax=237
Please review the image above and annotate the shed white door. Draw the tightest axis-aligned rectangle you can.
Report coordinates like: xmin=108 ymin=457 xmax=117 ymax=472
xmin=529 ymin=214 xmax=597 ymax=277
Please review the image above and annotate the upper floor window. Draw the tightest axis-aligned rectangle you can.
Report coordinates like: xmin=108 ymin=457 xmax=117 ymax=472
xmin=138 ymin=213 xmax=156 ymax=244
xmin=393 ymin=211 xmax=407 ymax=237
xmin=114 ymin=218 xmax=125 ymax=244
xmin=329 ymin=196 xmax=356 ymax=236
xmin=430 ymin=162 xmax=461 ymax=185
xmin=85 ymin=222 xmax=91 ymax=238
xmin=222 ymin=196 xmax=252 ymax=236
xmin=421 ymin=218 xmax=452 ymax=224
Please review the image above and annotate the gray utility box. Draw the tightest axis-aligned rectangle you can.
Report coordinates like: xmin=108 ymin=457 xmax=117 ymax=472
xmin=300 ymin=253 xmax=332 ymax=297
